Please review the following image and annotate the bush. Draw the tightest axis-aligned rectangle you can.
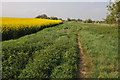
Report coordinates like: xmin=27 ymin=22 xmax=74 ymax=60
xmin=84 ymin=19 xmax=93 ymax=23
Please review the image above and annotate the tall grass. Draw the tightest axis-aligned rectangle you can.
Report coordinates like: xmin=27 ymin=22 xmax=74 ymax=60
xmin=2 ymin=22 xmax=79 ymax=79
xmin=1 ymin=21 xmax=118 ymax=78
xmin=79 ymin=23 xmax=118 ymax=78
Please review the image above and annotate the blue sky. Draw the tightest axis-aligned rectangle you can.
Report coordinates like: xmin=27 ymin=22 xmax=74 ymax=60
xmin=2 ymin=2 xmax=109 ymax=21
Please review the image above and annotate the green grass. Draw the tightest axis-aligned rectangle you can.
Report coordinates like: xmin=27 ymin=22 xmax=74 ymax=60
xmin=2 ymin=22 xmax=80 ymax=78
xmin=2 ymin=22 xmax=118 ymax=78
xmin=79 ymin=23 xmax=118 ymax=78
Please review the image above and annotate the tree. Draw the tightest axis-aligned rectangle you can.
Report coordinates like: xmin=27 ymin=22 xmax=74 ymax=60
xmin=67 ymin=18 xmax=71 ymax=21
xmin=35 ymin=14 xmax=49 ymax=19
xmin=87 ymin=19 xmax=93 ymax=23
xmin=77 ymin=18 xmax=82 ymax=22
xmin=67 ymin=18 xmax=78 ymax=22
xmin=35 ymin=14 xmax=62 ymax=20
xmin=105 ymin=0 xmax=120 ymax=24
xmin=50 ymin=17 xmax=58 ymax=20
xmin=71 ymin=19 xmax=77 ymax=22
xmin=84 ymin=19 xmax=93 ymax=23
xmin=58 ymin=18 xmax=62 ymax=20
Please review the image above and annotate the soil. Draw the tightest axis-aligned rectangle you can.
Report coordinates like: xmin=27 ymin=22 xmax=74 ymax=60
xmin=77 ymin=31 xmax=87 ymax=78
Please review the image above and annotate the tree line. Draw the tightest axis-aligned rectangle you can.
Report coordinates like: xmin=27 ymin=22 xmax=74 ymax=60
xmin=35 ymin=14 xmax=105 ymax=24
xmin=35 ymin=0 xmax=120 ymax=24
xmin=35 ymin=14 xmax=62 ymax=20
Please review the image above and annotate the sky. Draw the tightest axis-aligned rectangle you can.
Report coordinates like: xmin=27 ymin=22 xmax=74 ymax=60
xmin=1 ymin=2 xmax=111 ymax=21
xmin=1 ymin=0 xmax=116 ymax=2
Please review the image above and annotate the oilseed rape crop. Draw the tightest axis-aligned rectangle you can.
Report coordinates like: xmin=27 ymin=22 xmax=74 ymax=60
xmin=0 ymin=17 xmax=62 ymax=40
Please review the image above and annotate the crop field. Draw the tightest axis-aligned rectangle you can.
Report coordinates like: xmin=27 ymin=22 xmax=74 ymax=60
xmin=2 ymin=22 xmax=79 ymax=78
xmin=1 ymin=21 xmax=118 ymax=78
xmin=0 ymin=17 xmax=62 ymax=41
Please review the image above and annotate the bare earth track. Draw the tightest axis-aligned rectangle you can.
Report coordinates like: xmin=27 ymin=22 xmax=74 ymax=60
xmin=78 ymin=31 xmax=87 ymax=78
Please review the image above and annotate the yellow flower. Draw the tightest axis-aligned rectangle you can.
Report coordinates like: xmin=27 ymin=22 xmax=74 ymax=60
xmin=0 ymin=17 xmax=62 ymax=33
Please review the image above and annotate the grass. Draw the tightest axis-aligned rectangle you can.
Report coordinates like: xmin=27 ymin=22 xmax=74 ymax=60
xmin=2 ymin=22 xmax=80 ymax=78
xmin=2 ymin=22 xmax=118 ymax=78
xmin=79 ymin=23 xmax=118 ymax=78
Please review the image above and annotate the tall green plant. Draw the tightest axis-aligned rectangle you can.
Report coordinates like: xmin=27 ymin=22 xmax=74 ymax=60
xmin=105 ymin=0 xmax=120 ymax=24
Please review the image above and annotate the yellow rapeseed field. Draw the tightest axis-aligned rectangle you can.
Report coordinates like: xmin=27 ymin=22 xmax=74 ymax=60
xmin=0 ymin=17 xmax=62 ymax=33
xmin=0 ymin=17 xmax=62 ymax=40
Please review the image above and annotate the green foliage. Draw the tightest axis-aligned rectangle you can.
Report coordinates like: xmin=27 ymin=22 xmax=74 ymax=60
xmin=2 ymin=22 xmax=79 ymax=78
xmin=35 ymin=14 xmax=63 ymax=20
xmin=77 ymin=18 xmax=82 ymax=22
xmin=105 ymin=0 xmax=120 ymax=24
xmin=50 ymin=17 xmax=58 ymax=20
xmin=79 ymin=23 xmax=118 ymax=78
xmin=35 ymin=14 xmax=49 ymax=19
xmin=67 ymin=18 xmax=71 ymax=21
xmin=67 ymin=18 xmax=77 ymax=22
xmin=58 ymin=18 xmax=62 ymax=20
xmin=71 ymin=19 xmax=77 ymax=22
xmin=2 ymin=22 xmax=118 ymax=78
xmin=84 ymin=19 xmax=93 ymax=23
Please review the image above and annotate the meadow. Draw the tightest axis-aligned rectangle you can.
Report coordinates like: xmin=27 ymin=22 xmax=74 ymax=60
xmin=79 ymin=23 xmax=118 ymax=78
xmin=1 ymin=20 xmax=118 ymax=78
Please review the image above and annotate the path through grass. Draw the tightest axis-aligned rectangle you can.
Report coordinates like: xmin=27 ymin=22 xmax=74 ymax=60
xmin=2 ymin=22 xmax=118 ymax=78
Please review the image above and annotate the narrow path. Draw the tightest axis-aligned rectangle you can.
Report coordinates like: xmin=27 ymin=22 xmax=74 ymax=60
xmin=77 ymin=31 xmax=87 ymax=78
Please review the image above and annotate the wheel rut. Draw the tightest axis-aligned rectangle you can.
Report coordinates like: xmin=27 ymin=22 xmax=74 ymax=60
xmin=77 ymin=31 xmax=87 ymax=78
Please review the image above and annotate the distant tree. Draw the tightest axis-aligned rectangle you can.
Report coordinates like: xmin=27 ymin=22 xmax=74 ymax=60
xmin=35 ymin=14 xmax=48 ymax=19
xmin=84 ymin=19 xmax=93 ymax=23
xmin=35 ymin=14 xmax=63 ymax=20
xmin=95 ymin=21 xmax=102 ymax=24
xmin=47 ymin=17 xmax=50 ymax=19
xmin=92 ymin=21 xmax=95 ymax=23
xmin=50 ymin=17 xmax=58 ymax=20
xmin=67 ymin=18 xmax=78 ymax=22
xmin=95 ymin=21 xmax=100 ymax=23
xmin=71 ymin=19 xmax=77 ymax=22
xmin=77 ymin=18 xmax=82 ymax=22
xmin=58 ymin=18 xmax=62 ymax=20
xmin=87 ymin=19 xmax=93 ymax=23
xmin=67 ymin=18 xmax=71 ymax=21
